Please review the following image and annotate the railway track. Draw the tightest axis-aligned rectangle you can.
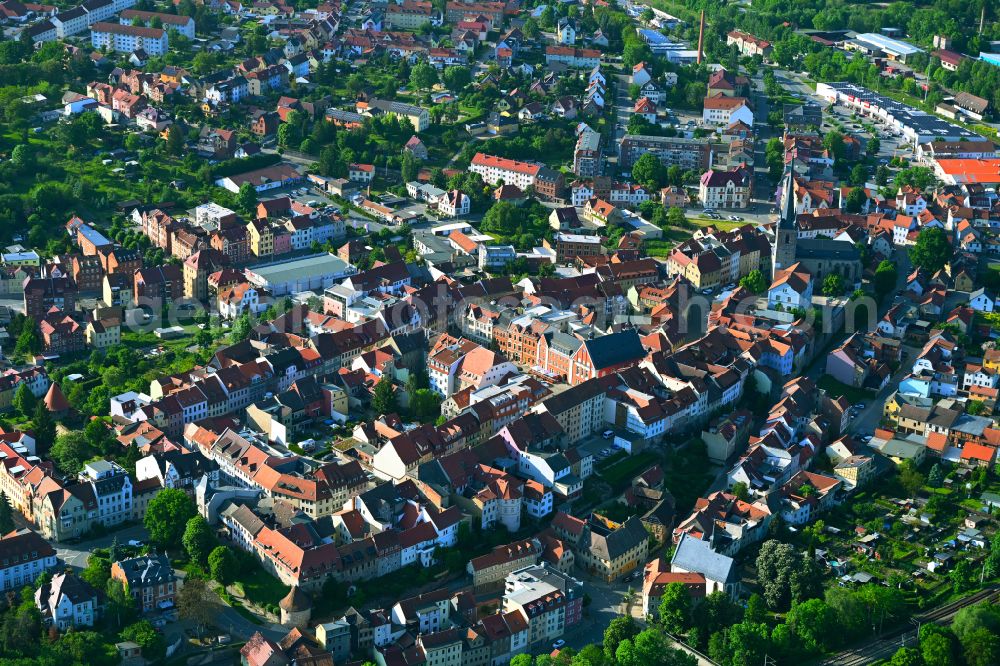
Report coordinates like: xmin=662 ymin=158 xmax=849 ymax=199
xmin=819 ymin=587 xmax=1000 ymax=666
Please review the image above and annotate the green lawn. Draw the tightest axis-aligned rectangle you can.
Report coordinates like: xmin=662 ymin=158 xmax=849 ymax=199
xmin=598 ymin=451 xmax=661 ymax=491
xmin=232 ymin=560 xmax=290 ymax=608
xmin=816 ymin=375 xmax=872 ymax=404
xmin=688 ymin=217 xmax=750 ymax=231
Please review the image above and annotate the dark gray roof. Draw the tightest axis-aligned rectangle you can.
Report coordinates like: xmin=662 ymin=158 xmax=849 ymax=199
xmin=583 ymin=330 xmax=645 ymax=370
xmin=115 ymin=554 xmax=175 ymax=587
xmin=797 ymin=237 xmax=861 ymax=261
xmin=671 ymin=533 xmax=735 ymax=584
xmin=583 ymin=515 xmax=647 ymax=561
xmin=549 ymin=332 xmax=583 ymax=356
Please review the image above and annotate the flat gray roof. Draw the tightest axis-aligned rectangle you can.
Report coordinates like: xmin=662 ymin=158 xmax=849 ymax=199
xmin=249 ymin=253 xmax=352 ymax=285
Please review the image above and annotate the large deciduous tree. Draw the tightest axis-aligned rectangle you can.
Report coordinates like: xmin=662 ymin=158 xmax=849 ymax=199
xmin=756 ymin=539 xmax=822 ymax=610
xmin=182 ymin=515 xmax=215 ymax=564
xmin=909 ymin=227 xmax=952 ymax=274
xmin=144 ymin=488 xmax=197 ymax=549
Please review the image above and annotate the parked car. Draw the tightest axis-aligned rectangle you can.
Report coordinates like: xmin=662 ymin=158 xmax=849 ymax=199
xmin=553 ymin=640 xmax=566 ymax=650
xmin=602 ymin=430 xmax=614 ymax=439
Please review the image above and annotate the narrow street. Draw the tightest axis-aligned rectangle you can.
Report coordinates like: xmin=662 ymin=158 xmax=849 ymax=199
xmin=750 ymin=72 xmax=776 ymax=208
xmin=613 ymin=72 xmax=632 ymax=144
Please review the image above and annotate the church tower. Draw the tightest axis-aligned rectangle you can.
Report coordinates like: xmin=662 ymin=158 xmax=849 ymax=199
xmin=772 ymin=163 xmax=798 ymax=276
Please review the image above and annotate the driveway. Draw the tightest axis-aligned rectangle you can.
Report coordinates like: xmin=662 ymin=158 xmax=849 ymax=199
xmin=559 ymin=575 xmax=633 ymax=652
xmin=54 ymin=523 xmax=150 ymax=569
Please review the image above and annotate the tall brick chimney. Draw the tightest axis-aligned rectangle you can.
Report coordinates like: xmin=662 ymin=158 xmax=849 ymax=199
xmin=697 ymin=10 xmax=705 ymax=64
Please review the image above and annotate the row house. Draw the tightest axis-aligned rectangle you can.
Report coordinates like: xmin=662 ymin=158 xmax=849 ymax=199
xmin=0 ymin=528 xmax=56 ymax=592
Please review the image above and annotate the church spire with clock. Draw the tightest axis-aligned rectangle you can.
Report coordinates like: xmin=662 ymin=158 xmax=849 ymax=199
xmin=772 ymin=161 xmax=798 ymax=277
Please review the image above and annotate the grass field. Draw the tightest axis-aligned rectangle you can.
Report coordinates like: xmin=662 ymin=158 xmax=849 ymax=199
xmin=816 ymin=374 xmax=873 ymax=404
xmin=688 ymin=217 xmax=750 ymax=231
xmin=598 ymin=451 xmax=661 ymax=490
xmin=233 ymin=560 xmax=290 ymax=608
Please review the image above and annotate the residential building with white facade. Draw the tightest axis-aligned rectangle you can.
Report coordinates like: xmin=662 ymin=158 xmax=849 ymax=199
xmin=119 ymin=9 xmax=195 ymax=38
xmin=0 ymin=529 xmax=56 ymax=592
xmin=81 ymin=460 xmax=133 ymax=527
xmin=470 ymin=153 xmax=541 ymax=190
xmin=35 ymin=572 xmax=98 ymax=630
xmin=91 ymin=22 xmax=168 ymax=56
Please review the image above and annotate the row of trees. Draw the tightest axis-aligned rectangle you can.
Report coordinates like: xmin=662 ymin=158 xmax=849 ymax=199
xmin=508 ymin=617 xmax=697 ymax=666
xmin=889 ymin=601 xmax=1000 ymax=666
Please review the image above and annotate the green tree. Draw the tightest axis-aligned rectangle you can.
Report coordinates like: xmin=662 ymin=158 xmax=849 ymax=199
xmin=372 ymin=375 xmax=398 ymax=415
xmin=895 ymin=166 xmax=937 ymax=191
xmin=121 ymin=620 xmax=166 ymax=661
xmin=402 ymin=150 xmax=421 ymax=183
xmin=889 ymin=647 xmax=922 ymax=666
xmin=177 ymin=575 xmax=215 ymax=637
xmin=739 ymin=270 xmax=767 ymax=294
xmin=876 ymin=165 xmax=890 ymax=186
xmin=510 ymin=656 xmax=533 ymax=666
xmin=442 ymin=65 xmax=471 ymax=90
xmin=756 ymin=539 xmax=822 ymax=609
xmin=84 ymin=418 xmax=116 ymax=457
xmin=962 ymin=628 xmax=1000 ymax=666
xmin=952 ymin=603 xmax=1000 ymax=643
xmin=949 ymin=560 xmax=975 ymax=594
xmin=709 ymin=621 xmax=771 ymax=666
xmin=909 ymin=227 xmax=953 ymax=274
xmin=52 ymin=631 xmax=119 ymax=666
xmin=164 ymin=125 xmax=184 ymax=156
xmin=80 ymin=553 xmax=112 ymax=589
xmin=208 ymin=545 xmax=238 ymax=585
xmin=49 ymin=431 xmax=93 ymax=475
xmin=32 ymin=400 xmax=56 ymax=454
xmin=144 ymin=488 xmax=197 ymax=549
xmin=823 ymin=130 xmax=845 ymax=160
xmin=927 ymin=463 xmax=945 ymax=488
xmin=616 ymin=629 xmax=696 ymax=666
xmin=182 ymin=515 xmax=215 ymax=564
xmin=481 ymin=201 xmax=520 ymax=237
xmin=409 ymin=388 xmax=442 ymax=422
xmin=845 ymin=187 xmax=867 ymax=213
xmin=744 ymin=593 xmax=767 ymax=624
xmin=0 ymin=492 xmax=13 ymax=534
xmin=105 ymin=579 xmax=137 ymax=631
xmin=236 ymin=182 xmax=258 ymax=214
xmin=572 ymin=644 xmax=606 ymax=666
xmin=787 ymin=598 xmax=839 ymax=652
xmin=822 ymin=273 xmax=846 ymax=297
xmin=898 ymin=460 xmax=926 ymax=497
xmin=12 ymin=383 xmax=34 ymax=417
xmin=410 ymin=61 xmax=438 ymax=90
xmin=622 ymin=39 xmax=653 ymax=70
xmin=667 ymin=207 xmax=686 ymax=227
xmin=10 ymin=144 xmax=33 ymax=173
xmin=631 ymin=153 xmax=668 ymax=192
xmin=658 ymin=582 xmax=692 ymax=635
xmin=230 ymin=313 xmax=252 ymax=342
xmin=603 ymin=616 xmax=639 ymax=662
xmin=873 ymin=260 xmax=898 ymax=301
xmin=850 ymin=164 xmax=867 ymax=186
xmin=691 ymin=592 xmax=742 ymax=647
xmin=765 ymin=137 xmax=784 ymax=181
xmin=920 ymin=627 xmax=958 ymax=666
